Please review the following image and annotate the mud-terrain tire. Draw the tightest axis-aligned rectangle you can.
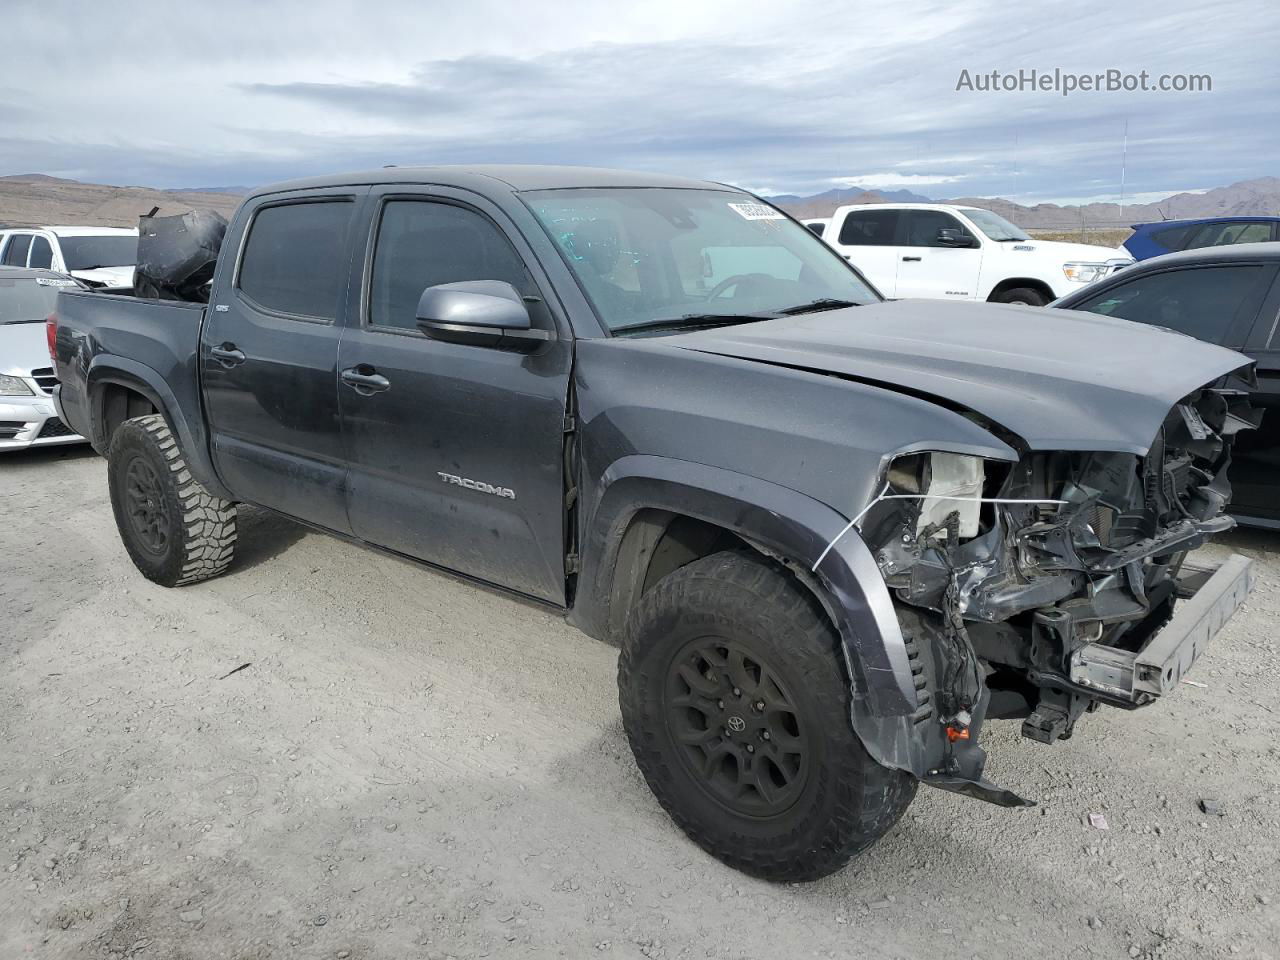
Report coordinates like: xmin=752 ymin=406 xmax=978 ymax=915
xmin=618 ymin=550 xmax=916 ymax=881
xmin=990 ymin=285 xmax=1048 ymax=306
xmin=107 ymin=415 xmax=237 ymax=587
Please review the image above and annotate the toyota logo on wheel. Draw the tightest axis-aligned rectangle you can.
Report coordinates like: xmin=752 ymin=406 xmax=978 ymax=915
xmin=726 ymin=715 xmax=746 ymax=733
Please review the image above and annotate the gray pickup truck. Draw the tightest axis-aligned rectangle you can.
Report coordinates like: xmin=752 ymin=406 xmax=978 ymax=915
xmin=49 ymin=165 xmax=1257 ymax=881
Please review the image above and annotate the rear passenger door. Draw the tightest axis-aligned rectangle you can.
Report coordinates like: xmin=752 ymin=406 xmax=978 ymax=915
xmin=336 ymin=188 xmax=573 ymax=603
xmin=828 ymin=209 xmax=901 ymax=297
xmin=202 ymin=189 xmax=367 ymax=532
xmin=2 ymin=233 xmax=32 ymax=267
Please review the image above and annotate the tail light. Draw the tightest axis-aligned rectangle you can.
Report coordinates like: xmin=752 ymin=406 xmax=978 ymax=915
xmin=46 ymin=314 xmax=58 ymax=365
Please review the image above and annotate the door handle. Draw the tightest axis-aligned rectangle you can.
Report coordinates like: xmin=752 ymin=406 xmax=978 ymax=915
xmin=902 ymin=256 xmax=923 ymax=262
xmin=341 ymin=366 xmax=391 ymax=394
xmin=210 ymin=344 xmax=246 ymax=367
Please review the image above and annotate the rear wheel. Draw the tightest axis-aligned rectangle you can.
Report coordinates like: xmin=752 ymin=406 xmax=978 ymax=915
xmin=107 ymin=415 xmax=237 ymax=587
xmin=618 ymin=551 xmax=916 ymax=881
xmin=990 ymin=285 xmax=1049 ymax=306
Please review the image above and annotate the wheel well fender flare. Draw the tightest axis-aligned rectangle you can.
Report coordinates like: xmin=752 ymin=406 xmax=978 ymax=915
xmin=574 ymin=455 xmax=918 ymax=718
xmin=86 ymin=356 xmax=232 ymax=499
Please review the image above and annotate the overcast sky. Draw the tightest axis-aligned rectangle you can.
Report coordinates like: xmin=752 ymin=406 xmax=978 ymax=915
xmin=1 ymin=0 xmax=1275 ymax=202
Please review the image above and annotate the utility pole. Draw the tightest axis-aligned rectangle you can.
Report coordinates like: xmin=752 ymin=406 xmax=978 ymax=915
xmin=1118 ymin=119 xmax=1128 ymax=227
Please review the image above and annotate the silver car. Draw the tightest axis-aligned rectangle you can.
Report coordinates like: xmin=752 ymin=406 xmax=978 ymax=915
xmin=1 ymin=266 xmax=87 ymax=451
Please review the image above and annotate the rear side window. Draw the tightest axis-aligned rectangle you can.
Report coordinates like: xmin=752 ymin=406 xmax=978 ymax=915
xmin=837 ymin=210 xmax=899 ymax=246
xmin=368 ymin=200 xmax=538 ymax=331
xmin=1149 ymin=224 xmax=1194 ymax=252
xmin=1073 ymin=265 xmax=1266 ymax=344
xmin=1185 ymin=221 xmax=1273 ymax=250
xmin=238 ymin=200 xmax=354 ymax=320
xmin=2 ymin=234 xmax=31 ymax=266
xmin=28 ymin=236 xmax=53 ymax=269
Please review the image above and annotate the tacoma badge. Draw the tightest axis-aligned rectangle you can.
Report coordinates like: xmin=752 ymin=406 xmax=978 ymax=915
xmin=437 ymin=471 xmax=516 ymax=500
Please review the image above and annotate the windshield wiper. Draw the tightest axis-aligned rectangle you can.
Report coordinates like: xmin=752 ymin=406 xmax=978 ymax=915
xmin=613 ymin=313 xmax=775 ymax=336
xmin=777 ymin=298 xmax=860 ymax=315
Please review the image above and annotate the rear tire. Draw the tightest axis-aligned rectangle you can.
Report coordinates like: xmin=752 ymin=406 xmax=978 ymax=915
xmin=107 ymin=415 xmax=237 ymax=587
xmin=990 ymin=286 xmax=1049 ymax=306
xmin=618 ymin=551 xmax=916 ymax=881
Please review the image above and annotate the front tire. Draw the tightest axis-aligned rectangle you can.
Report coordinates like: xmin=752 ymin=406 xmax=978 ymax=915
xmin=107 ymin=415 xmax=237 ymax=587
xmin=618 ymin=551 xmax=916 ymax=881
xmin=990 ymin=285 xmax=1049 ymax=306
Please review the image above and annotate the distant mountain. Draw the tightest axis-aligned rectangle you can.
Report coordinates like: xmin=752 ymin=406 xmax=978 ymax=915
xmin=0 ymin=174 xmax=241 ymax=228
xmin=171 ymin=185 xmax=252 ymax=196
xmin=940 ymin=177 xmax=1280 ymax=230
xmin=769 ymin=177 xmax=1280 ymax=231
xmin=764 ymin=186 xmax=931 ymax=219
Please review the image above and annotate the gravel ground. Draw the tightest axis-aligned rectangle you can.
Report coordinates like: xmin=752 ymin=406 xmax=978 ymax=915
xmin=2 ymin=445 xmax=1277 ymax=960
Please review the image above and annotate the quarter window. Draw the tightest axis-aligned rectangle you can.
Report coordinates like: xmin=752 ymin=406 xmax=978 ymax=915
xmin=836 ymin=210 xmax=900 ymax=246
xmin=1074 ymin=265 xmax=1265 ymax=344
xmin=237 ymin=200 xmax=354 ymax=320
xmin=369 ymin=200 xmax=538 ymax=331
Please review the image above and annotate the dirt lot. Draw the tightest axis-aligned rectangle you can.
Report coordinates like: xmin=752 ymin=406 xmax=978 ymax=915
xmin=2 ymin=445 xmax=1277 ymax=960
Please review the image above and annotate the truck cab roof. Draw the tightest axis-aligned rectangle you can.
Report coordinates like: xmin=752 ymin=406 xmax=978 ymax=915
xmin=250 ymin=164 xmax=731 ymax=199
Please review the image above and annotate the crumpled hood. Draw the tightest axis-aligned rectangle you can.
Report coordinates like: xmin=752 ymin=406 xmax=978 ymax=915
xmin=0 ymin=322 xmax=52 ymax=377
xmin=70 ymin=265 xmax=134 ymax=289
xmin=666 ymin=300 xmax=1251 ymax=455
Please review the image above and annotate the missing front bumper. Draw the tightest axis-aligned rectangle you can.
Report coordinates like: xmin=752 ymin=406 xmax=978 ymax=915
xmin=1069 ymin=553 xmax=1253 ymax=702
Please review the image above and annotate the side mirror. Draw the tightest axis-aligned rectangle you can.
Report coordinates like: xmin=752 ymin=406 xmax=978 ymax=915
xmin=415 ymin=280 xmax=552 ymax=352
xmin=937 ymin=228 xmax=976 ymax=248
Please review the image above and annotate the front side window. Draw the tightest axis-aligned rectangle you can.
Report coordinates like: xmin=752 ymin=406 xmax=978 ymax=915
xmin=57 ymin=235 xmax=138 ymax=270
xmin=525 ymin=189 xmax=878 ymax=332
xmin=2 ymin=234 xmax=32 ymax=266
xmin=1185 ymin=221 xmax=1272 ymax=250
xmin=1074 ymin=265 xmax=1265 ymax=344
xmin=28 ymin=236 xmax=53 ymax=269
xmin=368 ymin=200 xmax=539 ymax=331
xmin=238 ymin=200 xmax=354 ymax=320
xmin=906 ymin=211 xmax=976 ymax=248
xmin=837 ymin=210 xmax=900 ymax=246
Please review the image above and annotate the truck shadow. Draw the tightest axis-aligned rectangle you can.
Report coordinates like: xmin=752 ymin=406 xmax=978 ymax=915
xmin=228 ymin=504 xmax=309 ymax=574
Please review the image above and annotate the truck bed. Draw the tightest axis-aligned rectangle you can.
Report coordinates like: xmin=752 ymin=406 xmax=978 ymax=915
xmin=52 ymin=289 xmax=206 ymax=451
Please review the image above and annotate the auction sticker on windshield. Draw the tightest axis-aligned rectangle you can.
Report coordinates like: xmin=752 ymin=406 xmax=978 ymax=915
xmin=727 ymin=202 xmax=785 ymax=220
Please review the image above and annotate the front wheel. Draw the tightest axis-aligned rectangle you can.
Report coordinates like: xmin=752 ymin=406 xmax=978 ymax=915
xmin=107 ymin=415 xmax=237 ymax=587
xmin=618 ymin=551 xmax=916 ymax=881
xmin=990 ymin=286 xmax=1049 ymax=306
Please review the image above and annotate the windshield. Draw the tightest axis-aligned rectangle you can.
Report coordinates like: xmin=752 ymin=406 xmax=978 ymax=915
xmin=58 ymin=235 xmax=138 ymax=270
xmin=0 ymin=277 xmax=75 ymax=323
xmin=961 ymin=208 xmax=1029 ymax=242
xmin=524 ymin=188 xmax=879 ymax=333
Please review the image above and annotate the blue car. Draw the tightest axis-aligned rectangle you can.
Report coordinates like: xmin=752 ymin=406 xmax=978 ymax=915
xmin=1124 ymin=216 xmax=1280 ymax=261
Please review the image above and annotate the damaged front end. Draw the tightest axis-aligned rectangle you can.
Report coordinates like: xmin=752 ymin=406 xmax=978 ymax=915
xmin=856 ymin=383 xmax=1258 ymax=806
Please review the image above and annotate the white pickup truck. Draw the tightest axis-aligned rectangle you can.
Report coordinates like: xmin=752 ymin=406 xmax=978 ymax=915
xmin=817 ymin=203 xmax=1131 ymax=305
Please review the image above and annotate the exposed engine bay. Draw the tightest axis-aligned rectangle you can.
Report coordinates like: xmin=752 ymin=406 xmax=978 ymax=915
xmin=856 ymin=382 xmax=1259 ymax=803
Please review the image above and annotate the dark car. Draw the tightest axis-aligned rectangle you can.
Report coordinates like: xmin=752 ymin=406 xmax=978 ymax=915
xmin=1054 ymin=242 xmax=1280 ymax=527
xmin=49 ymin=165 xmax=1256 ymax=882
xmin=1124 ymin=217 xmax=1280 ymax=261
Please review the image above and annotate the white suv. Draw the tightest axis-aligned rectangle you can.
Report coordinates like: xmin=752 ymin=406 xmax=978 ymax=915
xmin=818 ymin=203 xmax=1130 ymax=305
xmin=0 ymin=226 xmax=138 ymax=289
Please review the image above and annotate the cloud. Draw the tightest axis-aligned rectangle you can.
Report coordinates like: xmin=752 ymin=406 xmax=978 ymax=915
xmin=831 ymin=174 xmax=968 ymax=189
xmin=0 ymin=0 xmax=1276 ymax=202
